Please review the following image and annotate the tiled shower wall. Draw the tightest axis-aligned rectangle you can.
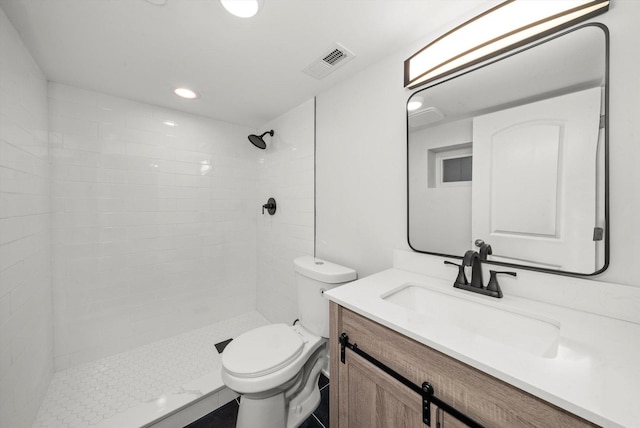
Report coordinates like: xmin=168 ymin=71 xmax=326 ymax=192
xmin=0 ymin=8 xmax=53 ymax=428
xmin=256 ymin=99 xmax=315 ymax=324
xmin=49 ymin=83 xmax=258 ymax=370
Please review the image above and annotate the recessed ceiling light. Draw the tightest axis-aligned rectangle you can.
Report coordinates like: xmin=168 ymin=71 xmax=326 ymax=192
xmin=407 ymin=97 xmax=423 ymax=112
xmin=163 ymin=120 xmax=177 ymax=127
xmin=220 ymin=0 xmax=263 ymax=18
xmin=174 ymin=88 xmax=199 ymax=99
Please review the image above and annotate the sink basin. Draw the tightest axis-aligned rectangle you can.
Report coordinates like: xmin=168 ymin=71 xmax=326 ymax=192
xmin=381 ymin=283 xmax=560 ymax=358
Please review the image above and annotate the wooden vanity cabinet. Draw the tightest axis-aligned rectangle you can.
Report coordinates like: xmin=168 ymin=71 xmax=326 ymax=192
xmin=329 ymin=303 xmax=598 ymax=428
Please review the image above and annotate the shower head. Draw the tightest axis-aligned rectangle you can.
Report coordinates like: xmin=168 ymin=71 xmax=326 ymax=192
xmin=248 ymin=130 xmax=274 ymax=149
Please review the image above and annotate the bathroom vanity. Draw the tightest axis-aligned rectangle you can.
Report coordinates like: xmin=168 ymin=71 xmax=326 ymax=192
xmin=324 ymin=251 xmax=640 ymax=428
xmin=330 ymin=305 xmax=593 ymax=427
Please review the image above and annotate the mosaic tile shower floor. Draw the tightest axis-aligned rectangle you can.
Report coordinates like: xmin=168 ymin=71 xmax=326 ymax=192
xmin=32 ymin=312 xmax=269 ymax=428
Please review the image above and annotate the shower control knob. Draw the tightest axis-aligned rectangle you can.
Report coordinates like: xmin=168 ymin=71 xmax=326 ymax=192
xmin=262 ymin=197 xmax=276 ymax=215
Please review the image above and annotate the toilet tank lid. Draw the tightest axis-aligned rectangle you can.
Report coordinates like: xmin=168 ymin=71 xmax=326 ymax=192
xmin=293 ymin=256 xmax=357 ymax=283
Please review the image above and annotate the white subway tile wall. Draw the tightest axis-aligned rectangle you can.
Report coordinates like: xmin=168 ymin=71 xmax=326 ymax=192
xmin=49 ymin=83 xmax=258 ymax=370
xmin=1 ymin=8 xmax=316 ymax=426
xmin=0 ymin=8 xmax=53 ymax=428
xmin=256 ymin=99 xmax=315 ymax=324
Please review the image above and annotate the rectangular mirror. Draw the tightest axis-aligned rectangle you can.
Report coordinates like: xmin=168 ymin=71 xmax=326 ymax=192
xmin=407 ymin=23 xmax=609 ymax=276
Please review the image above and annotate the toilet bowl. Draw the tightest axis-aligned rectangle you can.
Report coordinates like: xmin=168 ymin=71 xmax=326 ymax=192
xmin=221 ymin=256 xmax=356 ymax=428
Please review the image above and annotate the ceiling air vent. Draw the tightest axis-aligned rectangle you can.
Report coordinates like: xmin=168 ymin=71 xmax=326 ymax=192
xmin=303 ymin=43 xmax=355 ymax=80
xmin=409 ymin=107 xmax=445 ymax=129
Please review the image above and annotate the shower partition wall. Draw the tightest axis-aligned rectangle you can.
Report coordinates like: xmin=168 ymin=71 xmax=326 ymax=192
xmin=255 ymin=99 xmax=316 ymax=325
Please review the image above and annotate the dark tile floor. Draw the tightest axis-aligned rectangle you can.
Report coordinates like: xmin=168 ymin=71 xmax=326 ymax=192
xmin=185 ymin=374 xmax=330 ymax=428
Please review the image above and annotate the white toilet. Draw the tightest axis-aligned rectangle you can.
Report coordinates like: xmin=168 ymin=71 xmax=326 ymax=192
xmin=221 ymin=256 xmax=356 ymax=428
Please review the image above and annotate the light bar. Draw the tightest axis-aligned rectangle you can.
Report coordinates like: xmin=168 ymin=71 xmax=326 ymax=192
xmin=404 ymin=0 xmax=609 ymax=89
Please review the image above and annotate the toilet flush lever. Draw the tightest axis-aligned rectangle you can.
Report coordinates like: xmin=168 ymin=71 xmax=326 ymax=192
xmin=262 ymin=197 xmax=276 ymax=215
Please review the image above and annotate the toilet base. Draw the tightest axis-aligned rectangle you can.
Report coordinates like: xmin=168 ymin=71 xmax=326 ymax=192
xmin=235 ymin=346 xmax=326 ymax=428
xmin=285 ymin=348 xmax=325 ymax=428
xmin=237 ymin=393 xmax=287 ymax=428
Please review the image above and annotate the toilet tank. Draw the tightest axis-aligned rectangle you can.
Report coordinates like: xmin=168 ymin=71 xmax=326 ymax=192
xmin=294 ymin=256 xmax=357 ymax=338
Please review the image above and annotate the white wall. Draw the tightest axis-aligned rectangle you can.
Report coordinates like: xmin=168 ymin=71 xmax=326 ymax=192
xmin=316 ymin=49 xmax=410 ymax=278
xmin=316 ymin=1 xmax=640 ymax=287
xmin=256 ymin=98 xmax=315 ymax=324
xmin=49 ymin=83 xmax=258 ymax=369
xmin=0 ymin=8 xmax=53 ymax=428
xmin=601 ymin=1 xmax=640 ymax=286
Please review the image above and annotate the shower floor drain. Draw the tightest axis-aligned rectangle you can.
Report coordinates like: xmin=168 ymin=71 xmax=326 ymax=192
xmin=215 ymin=338 xmax=233 ymax=354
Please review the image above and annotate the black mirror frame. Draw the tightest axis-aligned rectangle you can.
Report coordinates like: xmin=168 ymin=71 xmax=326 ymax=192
xmin=406 ymin=23 xmax=610 ymax=278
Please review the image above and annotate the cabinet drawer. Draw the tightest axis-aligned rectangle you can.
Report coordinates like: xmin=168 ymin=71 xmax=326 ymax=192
xmin=330 ymin=303 xmax=597 ymax=428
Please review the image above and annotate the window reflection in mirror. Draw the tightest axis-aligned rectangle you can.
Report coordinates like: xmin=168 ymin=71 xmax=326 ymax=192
xmin=407 ymin=23 xmax=608 ymax=276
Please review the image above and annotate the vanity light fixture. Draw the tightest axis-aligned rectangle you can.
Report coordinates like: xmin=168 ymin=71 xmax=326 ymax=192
xmin=220 ymin=0 xmax=264 ymax=18
xmin=404 ymin=0 xmax=609 ymax=89
xmin=174 ymin=87 xmax=199 ymax=99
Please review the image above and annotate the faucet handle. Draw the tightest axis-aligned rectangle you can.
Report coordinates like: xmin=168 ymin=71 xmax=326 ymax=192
xmin=475 ymin=239 xmax=493 ymax=260
xmin=262 ymin=197 xmax=276 ymax=215
xmin=444 ymin=261 xmax=468 ymax=287
xmin=486 ymin=270 xmax=517 ymax=298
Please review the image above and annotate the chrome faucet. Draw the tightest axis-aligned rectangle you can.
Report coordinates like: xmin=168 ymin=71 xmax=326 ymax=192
xmin=444 ymin=250 xmax=516 ymax=298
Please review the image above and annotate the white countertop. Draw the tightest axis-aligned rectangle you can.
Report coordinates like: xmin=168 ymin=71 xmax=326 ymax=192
xmin=324 ymin=266 xmax=640 ymax=428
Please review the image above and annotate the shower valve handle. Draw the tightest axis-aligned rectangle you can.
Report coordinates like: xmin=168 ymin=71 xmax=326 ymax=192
xmin=262 ymin=197 xmax=277 ymax=215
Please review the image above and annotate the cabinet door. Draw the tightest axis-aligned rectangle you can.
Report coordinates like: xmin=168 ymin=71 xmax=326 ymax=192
xmin=436 ymin=407 xmax=472 ymax=428
xmin=338 ymin=349 xmax=426 ymax=428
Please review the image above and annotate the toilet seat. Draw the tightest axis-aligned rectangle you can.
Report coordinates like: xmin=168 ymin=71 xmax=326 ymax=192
xmin=221 ymin=324 xmax=325 ymax=395
xmin=222 ymin=324 xmax=304 ymax=378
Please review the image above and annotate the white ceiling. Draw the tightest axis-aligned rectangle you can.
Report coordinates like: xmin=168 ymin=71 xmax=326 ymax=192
xmin=0 ymin=0 xmax=487 ymax=128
